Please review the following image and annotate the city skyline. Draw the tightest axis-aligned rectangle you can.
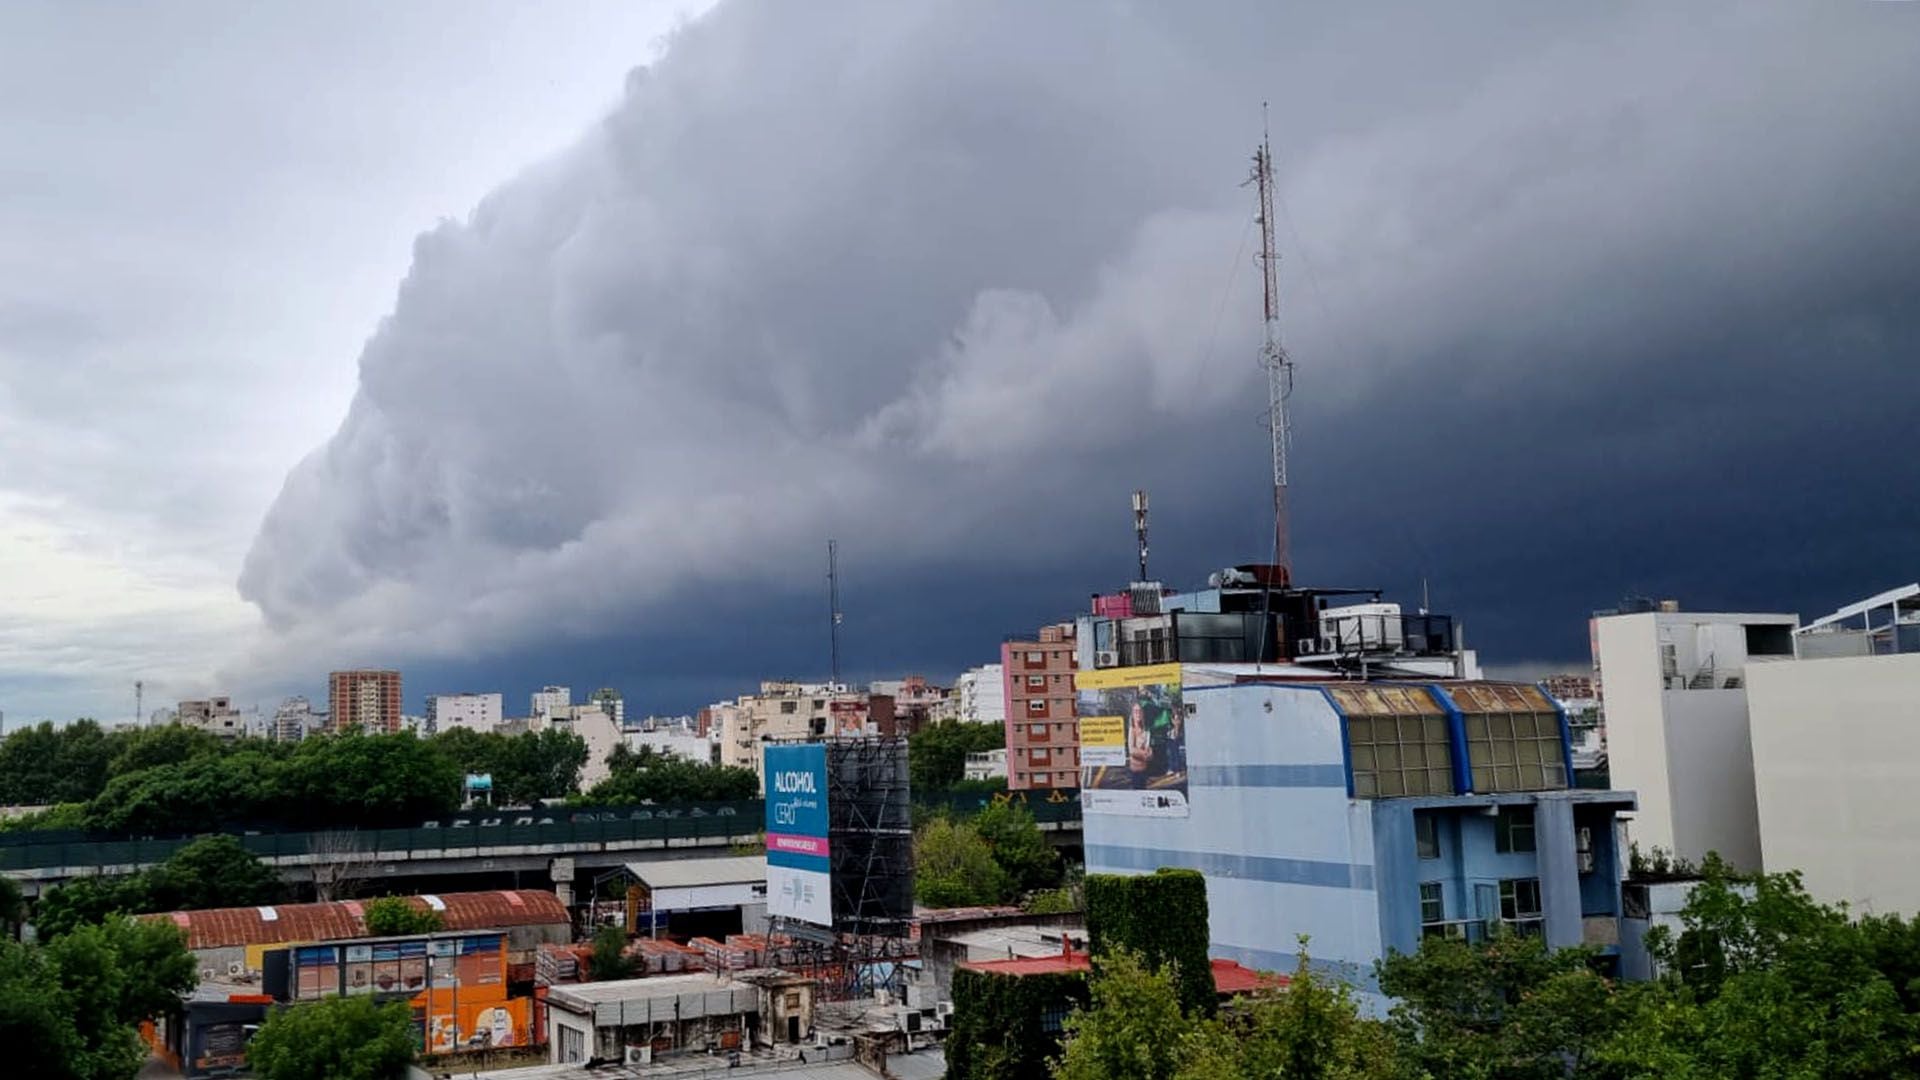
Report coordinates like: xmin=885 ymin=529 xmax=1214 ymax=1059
xmin=5 ymin=2 xmax=1918 ymax=723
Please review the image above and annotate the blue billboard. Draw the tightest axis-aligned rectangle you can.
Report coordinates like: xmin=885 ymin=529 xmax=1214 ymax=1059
xmin=764 ymin=743 xmax=832 ymax=925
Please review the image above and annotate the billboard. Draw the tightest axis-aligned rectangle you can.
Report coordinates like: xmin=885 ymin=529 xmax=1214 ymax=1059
xmin=764 ymin=743 xmax=833 ymax=926
xmin=1076 ymin=662 xmax=1189 ymax=818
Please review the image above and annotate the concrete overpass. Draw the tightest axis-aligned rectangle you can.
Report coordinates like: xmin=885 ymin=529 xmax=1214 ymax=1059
xmin=1 ymin=796 xmax=1082 ymax=898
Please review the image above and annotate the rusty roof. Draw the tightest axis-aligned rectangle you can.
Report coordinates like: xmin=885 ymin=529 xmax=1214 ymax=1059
xmin=145 ymin=889 xmax=568 ymax=951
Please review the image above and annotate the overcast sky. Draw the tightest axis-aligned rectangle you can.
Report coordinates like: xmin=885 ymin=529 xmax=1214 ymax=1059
xmin=4 ymin=2 xmax=1917 ymax=724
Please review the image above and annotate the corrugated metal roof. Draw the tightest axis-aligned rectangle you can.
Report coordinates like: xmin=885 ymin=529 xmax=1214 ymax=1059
xmin=147 ymin=889 xmax=568 ymax=950
xmin=622 ymin=854 xmax=767 ymax=889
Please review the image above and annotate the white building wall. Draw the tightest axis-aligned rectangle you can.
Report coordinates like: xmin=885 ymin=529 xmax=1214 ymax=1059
xmin=429 ymin=693 xmax=503 ymax=734
xmin=1595 ymin=611 xmax=1791 ymax=871
xmin=1748 ymin=653 xmax=1920 ymax=914
xmin=957 ymin=665 xmax=1007 ymax=726
xmin=532 ymin=686 xmax=571 ymax=722
xmin=1081 ymin=680 xmax=1384 ymax=1004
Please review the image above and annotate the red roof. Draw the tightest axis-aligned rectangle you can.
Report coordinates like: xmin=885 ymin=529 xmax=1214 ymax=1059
xmin=144 ymin=889 xmax=569 ymax=950
xmin=961 ymin=951 xmax=1288 ymax=995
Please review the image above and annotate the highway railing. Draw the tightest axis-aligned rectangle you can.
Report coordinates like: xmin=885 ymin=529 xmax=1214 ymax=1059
xmin=0 ymin=800 xmax=764 ymax=874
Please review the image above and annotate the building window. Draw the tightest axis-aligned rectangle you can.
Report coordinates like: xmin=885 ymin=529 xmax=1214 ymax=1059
xmin=1027 ymin=674 xmax=1045 ymax=688
xmin=1419 ymin=882 xmax=1445 ymax=932
xmin=1415 ymin=814 xmax=1440 ymax=860
xmin=1331 ymin=687 xmax=1454 ymax=798
xmin=779 ymin=701 xmax=797 ymax=714
xmin=1499 ymin=878 xmax=1543 ymax=933
xmin=1452 ymin=684 xmax=1567 ymax=792
xmin=1027 ymin=700 xmax=1046 ymax=714
xmin=1494 ymin=807 xmax=1536 ymax=854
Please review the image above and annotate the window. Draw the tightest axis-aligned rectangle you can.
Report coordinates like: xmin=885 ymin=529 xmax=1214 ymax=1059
xmin=1499 ymin=878 xmax=1543 ymax=932
xmin=1031 ymin=747 xmax=1050 ymax=764
xmin=1330 ymin=686 xmax=1454 ymax=797
xmin=1027 ymin=700 xmax=1046 ymax=715
xmin=1026 ymin=650 xmax=1044 ymax=664
xmin=1494 ymin=807 xmax=1536 ymax=854
xmin=1415 ymin=814 xmax=1440 ymax=860
xmin=779 ymin=701 xmax=797 ymax=715
xmin=1419 ymin=882 xmax=1444 ymax=928
xmin=1452 ymin=684 xmax=1567 ymax=792
xmin=1027 ymin=674 xmax=1045 ymax=688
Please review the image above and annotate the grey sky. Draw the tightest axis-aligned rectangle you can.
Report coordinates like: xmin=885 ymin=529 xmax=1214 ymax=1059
xmin=4 ymin=2 xmax=1917 ymax=720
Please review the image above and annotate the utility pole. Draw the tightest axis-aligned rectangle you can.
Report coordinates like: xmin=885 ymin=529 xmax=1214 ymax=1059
xmin=1249 ymin=104 xmax=1296 ymax=580
xmin=1132 ymin=489 xmax=1151 ymax=582
xmin=135 ymin=680 xmax=144 ymax=728
xmin=827 ymin=540 xmax=843 ymax=688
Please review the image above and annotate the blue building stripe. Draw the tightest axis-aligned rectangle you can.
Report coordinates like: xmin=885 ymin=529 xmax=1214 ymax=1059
xmin=1188 ymin=763 xmax=1348 ymax=789
xmin=1085 ymin=843 xmax=1375 ymax=891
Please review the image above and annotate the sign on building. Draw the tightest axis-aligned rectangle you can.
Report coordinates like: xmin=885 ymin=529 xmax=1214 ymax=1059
xmin=764 ymin=743 xmax=833 ymax=926
xmin=1077 ymin=662 xmax=1190 ymax=818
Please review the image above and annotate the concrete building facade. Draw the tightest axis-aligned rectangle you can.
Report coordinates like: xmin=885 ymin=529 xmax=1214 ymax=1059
xmin=327 ymin=670 xmax=402 ymax=734
xmin=1080 ymin=673 xmax=1634 ymax=1014
xmin=1001 ymin=624 xmax=1079 ymax=790
xmin=177 ymin=697 xmax=243 ymax=739
xmin=427 ymin=692 xmax=503 ymax=735
xmin=1593 ymin=610 xmax=1796 ymax=870
xmin=953 ymin=664 xmax=1007 ymax=727
xmin=1747 ymin=651 xmax=1920 ymax=914
xmin=531 ymin=685 xmax=572 ymax=722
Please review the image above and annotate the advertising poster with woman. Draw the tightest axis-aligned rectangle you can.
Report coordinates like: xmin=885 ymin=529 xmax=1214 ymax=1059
xmin=1076 ymin=662 xmax=1189 ymax=817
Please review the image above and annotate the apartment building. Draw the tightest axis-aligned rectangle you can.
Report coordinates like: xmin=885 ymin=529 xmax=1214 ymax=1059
xmin=327 ymin=670 xmax=402 ymax=734
xmin=1000 ymin=623 xmax=1079 ymax=789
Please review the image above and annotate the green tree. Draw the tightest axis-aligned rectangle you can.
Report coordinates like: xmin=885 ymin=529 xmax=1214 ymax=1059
xmin=0 ymin=720 xmax=116 ymax=805
xmin=1378 ymin=930 xmax=1622 ymax=1080
xmin=0 ymin=874 xmax=23 ymax=938
xmin=363 ymin=896 xmax=444 ymax=936
xmin=0 ymin=938 xmax=84 ymax=1079
xmin=41 ymin=917 xmax=196 ymax=1080
xmin=247 ymin=995 xmax=416 ymax=1080
xmin=280 ymin=732 xmax=462 ymax=828
xmin=588 ymin=924 xmax=635 ymax=980
xmin=34 ymin=874 xmax=156 ymax=939
xmin=148 ymin=834 xmax=281 ymax=910
xmin=1086 ymin=870 xmax=1215 ymax=1017
xmin=493 ymin=727 xmax=590 ymax=803
xmin=1054 ymin=949 xmax=1217 ymax=1080
xmin=579 ymin=754 xmax=758 ymax=804
xmin=1235 ymin=942 xmax=1406 ymax=1080
xmin=104 ymin=724 xmax=224 ymax=780
xmin=973 ymin=800 xmax=1060 ymax=893
xmin=914 ymin=816 xmax=1012 ymax=907
xmin=908 ymin=719 xmax=1004 ymax=792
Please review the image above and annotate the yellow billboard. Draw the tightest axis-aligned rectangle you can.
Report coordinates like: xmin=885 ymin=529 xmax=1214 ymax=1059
xmin=1075 ymin=663 xmax=1188 ymax=818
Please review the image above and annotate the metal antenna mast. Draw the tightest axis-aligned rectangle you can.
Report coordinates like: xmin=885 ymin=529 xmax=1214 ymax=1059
xmin=1250 ymin=104 xmax=1295 ymax=578
xmin=827 ymin=540 xmax=843 ymax=687
xmin=134 ymin=680 xmax=144 ymax=728
xmin=1132 ymin=489 xmax=1151 ymax=582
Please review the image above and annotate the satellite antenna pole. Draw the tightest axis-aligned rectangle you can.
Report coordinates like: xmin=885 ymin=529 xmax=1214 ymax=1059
xmin=1132 ymin=489 xmax=1151 ymax=582
xmin=827 ymin=540 xmax=843 ymax=688
xmin=1251 ymin=103 xmax=1295 ymax=579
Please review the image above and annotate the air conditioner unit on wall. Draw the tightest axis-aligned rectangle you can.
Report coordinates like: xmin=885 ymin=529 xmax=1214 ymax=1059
xmin=625 ymin=1045 xmax=652 ymax=1066
xmin=1094 ymin=650 xmax=1118 ymax=668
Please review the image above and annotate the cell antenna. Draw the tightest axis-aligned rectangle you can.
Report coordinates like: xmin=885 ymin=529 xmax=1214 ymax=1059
xmin=1249 ymin=103 xmax=1296 ymax=578
xmin=1132 ymin=489 xmax=1151 ymax=582
xmin=827 ymin=540 xmax=843 ymax=688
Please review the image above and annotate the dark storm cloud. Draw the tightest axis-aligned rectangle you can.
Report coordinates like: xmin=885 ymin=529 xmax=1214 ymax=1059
xmin=237 ymin=0 xmax=1920 ymax=702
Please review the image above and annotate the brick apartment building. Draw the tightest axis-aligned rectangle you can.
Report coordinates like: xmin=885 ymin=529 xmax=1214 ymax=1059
xmin=999 ymin=623 xmax=1079 ymax=789
xmin=328 ymin=669 xmax=403 ymax=733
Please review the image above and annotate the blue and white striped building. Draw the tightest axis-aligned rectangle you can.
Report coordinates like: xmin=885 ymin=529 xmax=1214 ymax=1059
xmin=1080 ymin=667 xmax=1636 ymax=1013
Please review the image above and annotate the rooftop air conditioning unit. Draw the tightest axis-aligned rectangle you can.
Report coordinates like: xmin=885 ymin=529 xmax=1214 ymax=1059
xmin=1094 ymin=650 xmax=1119 ymax=668
xmin=625 ymin=1045 xmax=652 ymax=1066
xmin=227 ymin=961 xmax=246 ymax=977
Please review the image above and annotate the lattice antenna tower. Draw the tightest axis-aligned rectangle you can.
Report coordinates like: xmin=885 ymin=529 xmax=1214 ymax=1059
xmin=1250 ymin=105 xmax=1295 ymax=576
xmin=827 ymin=540 xmax=843 ymax=688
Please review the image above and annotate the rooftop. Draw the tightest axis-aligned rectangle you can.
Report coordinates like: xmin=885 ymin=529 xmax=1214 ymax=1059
xmin=144 ymin=888 xmax=567 ymax=950
xmin=960 ymin=949 xmax=1286 ymax=995
xmin=545 ymin=970 xmax=754 ymax=1007
xmin=620 ymin=854 xmax=767 ymax=889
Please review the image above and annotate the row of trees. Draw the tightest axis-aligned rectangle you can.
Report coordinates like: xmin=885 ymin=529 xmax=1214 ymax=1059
xmin=914 ymin=801 xmax=1063 ymax=908
xmin=1041 ymin=859 xmax=1920 ymax=1079
xmin=580 ymin=743 xmax=759 ymax=804
xmin=908 ymin=719 xmax=1006 ymax=793
xmin=33 ymin=835 xmax=281 ymax=938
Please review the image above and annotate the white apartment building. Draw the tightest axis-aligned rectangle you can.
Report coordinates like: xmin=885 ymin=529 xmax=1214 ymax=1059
xmin=427 ymin=692 xmax=504 ymax=734
xmin=963 ymin=747 xmax=1008 ymax=782
xmin=953 ymin=665 xmax=1007 ymax=726
xmin=177 ymin=697 xmax=243 ymax=739
xmin=272 ymin=697 xmax=324 ymax=742
xmin=714 ymin=682 xmax=851 ymax=792
xmin=587 ymin=688 xmax=626 ymax=727
xmin=541 ymin=701 xmax=624 ymax=790
xmin=1594 ymin=608 xmax=1796 ymax=871
xmin=531 ymin=685 xmax=572 ymax=722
